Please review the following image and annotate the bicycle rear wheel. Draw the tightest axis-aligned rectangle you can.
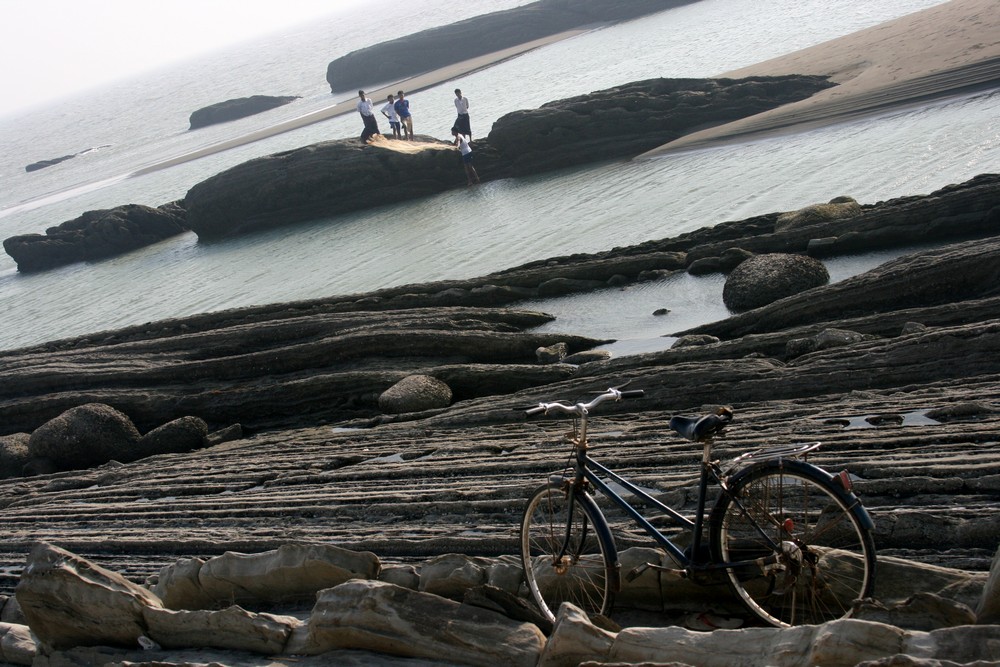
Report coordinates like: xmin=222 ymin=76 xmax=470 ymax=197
xmin=710 ymin=459 xmax=875 ymax=627
xmin=520 ymin=481 xmax=617 ymax=622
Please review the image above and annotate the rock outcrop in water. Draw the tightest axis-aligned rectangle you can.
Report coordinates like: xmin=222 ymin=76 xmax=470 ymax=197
xmin=324 ymin=0 xmax=701 ymax=93
xmin=184 ymin=75 xmax=833 ymax=239
xmin=2 ymin=202 xmax=188 ymax=273
xmin=188 ymin=95 xmax=300 ymax=130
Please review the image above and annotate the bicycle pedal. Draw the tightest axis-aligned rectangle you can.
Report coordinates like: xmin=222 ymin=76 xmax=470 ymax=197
xmin=626 ymin=562 xmax=687 ymax=582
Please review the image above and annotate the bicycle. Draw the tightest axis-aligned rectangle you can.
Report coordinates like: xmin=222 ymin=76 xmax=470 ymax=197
xmin=519 ymin=385 xmax=876 ymax=628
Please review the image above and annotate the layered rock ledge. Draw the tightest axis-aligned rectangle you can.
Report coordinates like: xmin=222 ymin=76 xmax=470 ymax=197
xmin=1 ymin=174 xmax=998 ymax=605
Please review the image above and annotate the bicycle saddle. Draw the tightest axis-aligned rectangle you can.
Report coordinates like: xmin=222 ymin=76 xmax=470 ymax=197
xmin=669 ymin=407 xmax=734 ymax=442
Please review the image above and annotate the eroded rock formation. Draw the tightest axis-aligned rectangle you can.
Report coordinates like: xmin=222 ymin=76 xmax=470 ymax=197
xmin=325 ymin=0 xmax=701 ymax=93
xmin=189 ymin=95 xmax=300 ymax=130
xmin=2 ymin=202 xmax=188 ymax=273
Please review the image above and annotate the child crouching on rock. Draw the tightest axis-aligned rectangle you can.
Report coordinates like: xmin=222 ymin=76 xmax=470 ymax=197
xmin=451 ymin=127 xmax=480 ymax=186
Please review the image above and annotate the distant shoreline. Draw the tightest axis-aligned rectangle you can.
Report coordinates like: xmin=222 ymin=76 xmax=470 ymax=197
xmin=129 ymin=30 xmax=588 ymax=178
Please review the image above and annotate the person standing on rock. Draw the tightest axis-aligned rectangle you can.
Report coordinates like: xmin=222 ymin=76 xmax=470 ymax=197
xmin=356 ymin=90 xmax=380 ymax=143
xmin=454 ymin=89 xmax=472 ymax=139
xmin=381 ymin=94 xmax=401 ymax=139
xmin=451 ymin=126 xmax=480 ymax=186
xmin=394 ymin=90 xmax=413 ymax=140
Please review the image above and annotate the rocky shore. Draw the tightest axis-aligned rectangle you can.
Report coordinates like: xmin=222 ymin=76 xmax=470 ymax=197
xmin=1 ymin=171 xmax=998 ymax=663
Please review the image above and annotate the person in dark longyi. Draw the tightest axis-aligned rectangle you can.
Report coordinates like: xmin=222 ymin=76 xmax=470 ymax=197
xmin=356 ymin=90 xmax=380 ymax=143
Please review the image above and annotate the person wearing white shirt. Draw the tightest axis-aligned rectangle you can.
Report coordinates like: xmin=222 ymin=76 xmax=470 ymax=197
xmin=451 ymin=126 xmax=480 ymax=186
xmin=356 ymin=90 xmax=380 ymax=143
xmin=454 ymin=89 xmax=472 ymax=138
xmin=381 ymin=94 xmax=401 ymax=139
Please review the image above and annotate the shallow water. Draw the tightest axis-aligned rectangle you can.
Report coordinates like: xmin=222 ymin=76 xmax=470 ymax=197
xmin=1 ymin=0 xmax=991 ymax=354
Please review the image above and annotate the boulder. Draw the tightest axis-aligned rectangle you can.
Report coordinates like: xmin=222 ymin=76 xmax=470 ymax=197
xmin=853 ymin=593 xmax=977 ymax=631
xmin=14 ymin=542 xmax=163 ymax=650
xmin=154 ymin=543 xmax=381 ymax=609
xmin=538 ymin=603 xmax=616 ymax=666
xmin=3 ymin=202 xmax=188 ymax=273
xmin=297 ymin=579 xmax=545 ymax=666
xmin=189 ymin=95 xmax=299 ymax=130
xmin=135 ymin=415 xmax=209 ymax=459
xmin=0 ymin=622 xmax=35 ymax=666
xmin=785 ymin=327 xmax=878 ymax=357
xmin=0 ymin=433 xmax=30 ymax=478
xmin=976 ymin=543 xmax=1000 ymax=623
xmin=536 ymin=342 xmax=569 ymax=364
xmin=775 ymin=196 xmax=862 ymax=231
xmin=27 ymin=403 xmax=141 ymax=471
xmin=379 ymin=375 xmax=453 ymax=414
xmin=142 ymin=605 xmax=301 ymax=654
xmin=722 ymin=253 xmax=830 ymax=312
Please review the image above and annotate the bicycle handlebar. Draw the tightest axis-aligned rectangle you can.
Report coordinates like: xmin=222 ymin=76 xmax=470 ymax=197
xmin=525 ymin=386 xmax=644 ymax=417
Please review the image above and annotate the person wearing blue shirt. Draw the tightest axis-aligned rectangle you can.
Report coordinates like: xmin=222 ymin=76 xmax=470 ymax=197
xmin=394 ymin=90 xmax=413 ymax=140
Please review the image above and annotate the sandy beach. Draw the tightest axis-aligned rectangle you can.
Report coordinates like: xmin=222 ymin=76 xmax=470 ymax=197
xmin=644 ymin=0 xmax=1000 ymax=155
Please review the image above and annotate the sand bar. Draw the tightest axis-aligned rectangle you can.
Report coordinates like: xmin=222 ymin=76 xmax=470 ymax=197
xmin=131 ymin=30 xmax=587 ymax=177
xmin=643 ymin=0 xmax=1000 ymax=156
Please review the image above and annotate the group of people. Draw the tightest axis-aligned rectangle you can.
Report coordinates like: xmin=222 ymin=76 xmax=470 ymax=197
xmin=355 ymin=87 xmax=479 ymax=185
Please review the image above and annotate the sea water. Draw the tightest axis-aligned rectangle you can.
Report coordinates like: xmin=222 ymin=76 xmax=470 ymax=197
xmin=1 ymin=0 xmax=996 ymax=354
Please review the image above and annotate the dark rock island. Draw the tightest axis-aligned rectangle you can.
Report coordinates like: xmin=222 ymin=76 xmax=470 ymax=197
xmin=188 ymin=95 xmax=300 ymax=130
xmin=184 ymin=75 xmax=833 ymax=239
xmin=325 ymin=0 xmax=701 ymax=92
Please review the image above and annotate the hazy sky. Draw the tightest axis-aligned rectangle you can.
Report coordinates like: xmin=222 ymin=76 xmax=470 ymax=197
xmin=0 ymin=0 xmax=366 ymax=115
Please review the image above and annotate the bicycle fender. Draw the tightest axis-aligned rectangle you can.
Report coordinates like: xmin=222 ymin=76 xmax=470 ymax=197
xmin=722 ymin=458 xmax=875 ymax=533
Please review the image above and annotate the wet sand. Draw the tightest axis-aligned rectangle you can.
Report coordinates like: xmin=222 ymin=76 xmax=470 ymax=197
xmin=643 ymin=0 xmax=1000 ymax=155
xmin=131 ymin=30 xmax=587 ymax=177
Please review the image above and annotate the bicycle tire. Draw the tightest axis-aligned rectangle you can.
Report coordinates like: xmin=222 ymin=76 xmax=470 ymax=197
xmin=709 ymin=458 xmax=876 ymax=627
xmin=520 ymin=480 xmax=618 ymax=622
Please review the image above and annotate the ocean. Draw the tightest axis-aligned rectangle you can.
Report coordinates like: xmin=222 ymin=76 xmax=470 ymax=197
xmin=1 ymin=0 xmax=996 ymax=355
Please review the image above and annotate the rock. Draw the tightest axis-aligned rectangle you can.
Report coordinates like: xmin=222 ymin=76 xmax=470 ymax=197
xmin=486 ymin=76 xmax=833 ymax=178
xmin=563 ymin=350 xmax=612 ymax=364
xmin=326 ymin=0 xmax=703 ymax=92
xmin=14 ymin=542 xmax=163 ymax=650
xmin=976 ymin=544 xmax=1000 ymax=623
xmin=853 ymin=593 xmax=977 ymax=631
xmin=142 ymin=605 xmax=301 ymax=654
xmin=0 ymin=433 xmax=30 ymax=479
xmin=3 ymin=202 xmax=188 ymax=273
xmin=155 ymin=543 xmax=381 ymax=609
xmin=537 ymin=277 xmax=607 ymax=296
xmin=0 ymin=622 xmax=35 ymax=665
xmin=135 ymin=415 xmax=209 ymax=459
xmin=722 ymin=253 xmax=830 ymax=312
xmin=536 ymin=342 xmax=569 ymax=364
xmin=379 ymin=374 xmax=453 ymax=414
xmin=418 ymin=553 xmax=488 ymax=600
xmin=775 ymin=196 xmax=862 ymax=231
xmin=184 ymin=138 xmax=464 ymax=239
xmin=189 ymin=95 xmax=299 ymax=130
xmin=25 ymin=154 xmax=76 ymax=172
xmin=204 ymin=423 xmax=243 ymax=446
xmin=463 ymin=585 xmax=552 ymax=633
xmin=671 ymin=334 xmax=720 ymax=349
xmin=538 ymin=603 xmax=616 ymax=666
xmin=27 ymin=403 xmax=141 ymax=471
xmin=785 ymin=327 xmax=877 ymax=357
xmin=298 ymin=579 xmax=545 ymax=666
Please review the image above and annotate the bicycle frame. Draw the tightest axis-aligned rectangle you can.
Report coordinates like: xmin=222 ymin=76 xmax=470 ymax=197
xmin=558 ymin=427 xmax=785 ymax=576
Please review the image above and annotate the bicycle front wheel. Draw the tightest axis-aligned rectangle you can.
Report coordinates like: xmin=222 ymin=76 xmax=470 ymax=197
xmin=710 ymin=459 xmax=876 ymax=627
xmin=520 ymin=481 xmax=618 ymax=622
